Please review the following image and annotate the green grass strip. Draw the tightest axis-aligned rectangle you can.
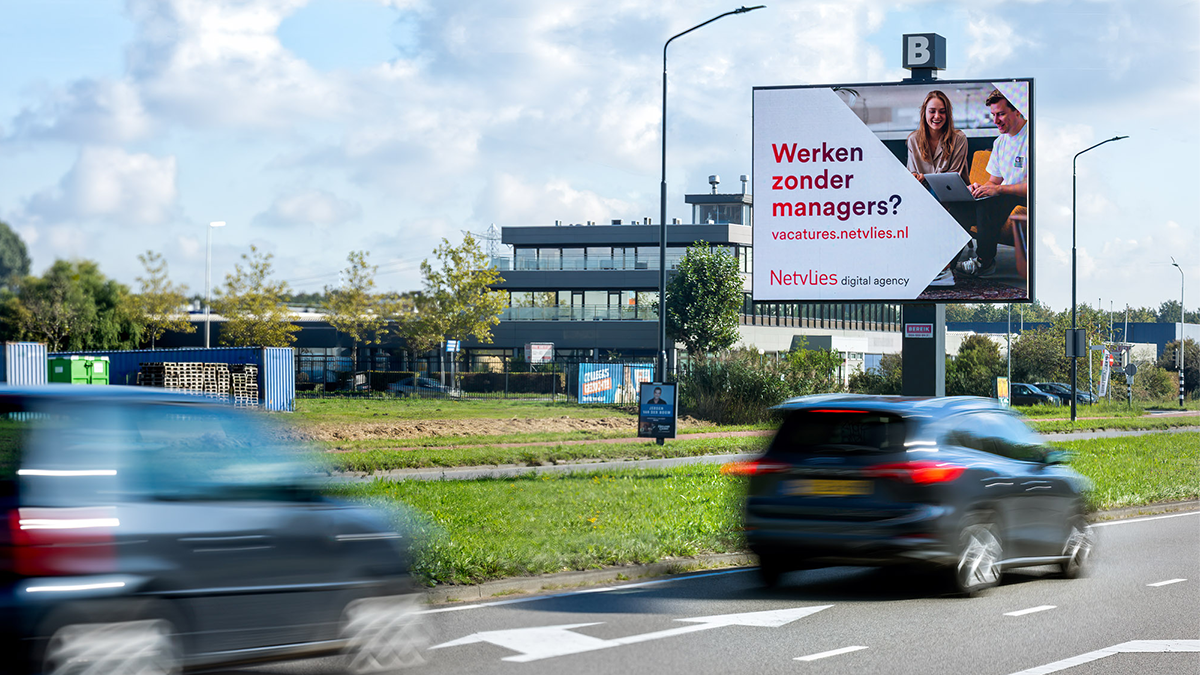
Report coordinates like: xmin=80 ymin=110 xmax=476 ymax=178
xmin=333 ymin=466 xmax=746 ymax=585
xmin=1053 ymin=432 xmax=1200 ymax=511
xmin=293 ymin=398 xmax=634 ymax=423
xmin=1032 ymin=416 xmax=1200 ymax=434
xmin=328 ymin=433 xmax=1198 ymax=586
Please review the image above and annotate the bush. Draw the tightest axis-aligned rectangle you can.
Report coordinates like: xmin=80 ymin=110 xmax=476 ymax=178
xmin=1132 ymin=363 xmax=1177 ymax=402
xmin=679 ymin=346 xmax=843 ymax=424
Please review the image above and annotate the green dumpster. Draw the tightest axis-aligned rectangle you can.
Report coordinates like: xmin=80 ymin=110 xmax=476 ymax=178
xmin=48 ymin=356 xmax=110 ymax=385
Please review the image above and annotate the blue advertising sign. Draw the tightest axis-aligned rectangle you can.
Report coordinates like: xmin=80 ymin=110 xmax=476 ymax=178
xmin=578 ymin=363 xmax=654 ymax=404
xmin=638 ymin=383 xmax=677 ymax=439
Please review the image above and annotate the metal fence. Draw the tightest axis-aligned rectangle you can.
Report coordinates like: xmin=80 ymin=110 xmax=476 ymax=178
xmin=295 ymin=353 xmax=657 ymax=403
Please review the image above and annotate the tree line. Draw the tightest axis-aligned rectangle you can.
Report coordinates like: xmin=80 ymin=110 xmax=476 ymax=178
xmin=0 ymin=220 xmax=504 ymax=358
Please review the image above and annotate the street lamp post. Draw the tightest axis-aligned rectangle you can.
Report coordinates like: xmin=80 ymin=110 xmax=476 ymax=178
xmin=658 ymin=5 xmax=764 ymax=382
xmin=1172 ymin=257 xmax=1185 ymax=407
xmin=205 ymin=221 xmax=226 ymax=348
xmin=1071 ymin=135 xmax=1126 ymax=421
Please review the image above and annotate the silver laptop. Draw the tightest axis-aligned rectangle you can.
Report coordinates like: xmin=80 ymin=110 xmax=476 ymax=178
xmin=925 ymin=172 xmax=989 ymax=202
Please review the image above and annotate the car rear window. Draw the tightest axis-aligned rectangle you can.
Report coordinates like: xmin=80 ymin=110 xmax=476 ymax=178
xmin=769 ymin=410 xmax=908 ymax=455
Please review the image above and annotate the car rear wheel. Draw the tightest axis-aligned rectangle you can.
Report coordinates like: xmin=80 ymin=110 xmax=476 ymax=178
xmin=43 ymin=618 xmax=180 ymax=675
xmin=953 ymin=519 xmax=1003 ymax=596
xmin=341 ymin=593 xmax=427 ymax=674
xmin=1059 ymin=517 xmax=1094 ymax=579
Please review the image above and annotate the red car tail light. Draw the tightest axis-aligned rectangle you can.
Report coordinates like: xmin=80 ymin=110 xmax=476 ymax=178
xmin=867 ymin=461 xmax=965 ymax=485
xmin=9 ymin=507 xmax=118 ymax=577
xmin=721 ymin=459 xmax=791 ymax=476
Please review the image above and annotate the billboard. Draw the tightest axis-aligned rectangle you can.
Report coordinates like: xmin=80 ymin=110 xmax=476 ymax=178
xmin=578 ymin=363 xmax=654 ymax=404
xmin=753 ymin=79 xmax=1033 ymax=302
xmin=637 ymin=383 xmax=677 ymax=439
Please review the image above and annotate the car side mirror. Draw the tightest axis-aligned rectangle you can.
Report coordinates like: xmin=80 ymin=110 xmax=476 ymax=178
xmin=1044 ymin=450 xmax=1072 ymax=465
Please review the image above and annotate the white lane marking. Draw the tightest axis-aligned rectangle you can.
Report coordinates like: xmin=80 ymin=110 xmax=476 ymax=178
xmin=417 ymin=568 xmax=753 ymax=614
xmin=794 ymin=645 xmax=869 ymax=661
xmin=1092 ymin=510 xmax=1200 ymax=528
xmin=430 ymin=605 xmax=832 ymax=663
xmin=1004 ymin=605 xmax=1056 ymax=617
xmin=1146 ymin=578 xmax=1188 ymax=587
xmin=1007 ymin=640 xmax=1200 ymax=675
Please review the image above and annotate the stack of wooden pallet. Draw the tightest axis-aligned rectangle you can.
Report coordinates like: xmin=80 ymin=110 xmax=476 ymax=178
xmin=229 ymin=364 xmax=259 ymax=408
xmin=136 ymin=361 xmax=258 ymax=407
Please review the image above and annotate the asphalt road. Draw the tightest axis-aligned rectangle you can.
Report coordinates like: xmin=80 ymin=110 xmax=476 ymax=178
xmin=242 ymin=510 xmax=1198 ymax=675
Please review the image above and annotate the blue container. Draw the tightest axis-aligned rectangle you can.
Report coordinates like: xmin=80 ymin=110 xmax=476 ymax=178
xmin=47 ymin=347 xmax=295 ymax=411
xmin=1 ymin=342 xmax=49 ymax=385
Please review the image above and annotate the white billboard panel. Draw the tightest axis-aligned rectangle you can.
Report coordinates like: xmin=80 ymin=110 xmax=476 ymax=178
xmin=753 ymin=80 xmax=1033 ymax=303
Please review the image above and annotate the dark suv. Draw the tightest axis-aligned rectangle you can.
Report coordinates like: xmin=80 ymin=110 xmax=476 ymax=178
xmin=733 ymin=395 xmax=1093 ymax=595
xmin=0 ymin=386 xmax=423 ymax=675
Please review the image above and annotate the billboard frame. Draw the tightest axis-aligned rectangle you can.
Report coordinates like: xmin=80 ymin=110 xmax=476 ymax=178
xmin=752 ymin=77 xmax=1035 ymax=305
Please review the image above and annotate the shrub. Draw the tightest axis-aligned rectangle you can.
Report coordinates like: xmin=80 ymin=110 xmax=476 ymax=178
xmin=679 ymin=345 xmax=843 ymax=424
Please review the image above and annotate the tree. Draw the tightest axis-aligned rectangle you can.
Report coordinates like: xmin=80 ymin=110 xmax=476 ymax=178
xmin=665 ymin=241 xmax=742 ymax=357
xmin=210 ymin=246 xmax=300 ymax=347
xmin=131 ymin=251 xmax=195 ymax=348
xmin=325 ymin=251 xmax=389 ymax=372
xmin=1 ymin=260 xmax=141 ymax=351
xmin=946 ymin=334 xmax=1004 ymax=396
xmin=412 ymin=234 xmax=506 ymax=382
xmin=849 ymin=353 xmax=902 ymax=394
xmin=1010 ymin=327 xmax=1066 ymax=383
xmin=0 ymin=221 xmax=30 ymax=287
xmin=1158 ymin=338 xmax=1199 ymax=397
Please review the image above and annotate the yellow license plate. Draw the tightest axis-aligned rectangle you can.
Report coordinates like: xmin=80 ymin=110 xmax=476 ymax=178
xmin=783 ymin=479 xmax=873 ymax=496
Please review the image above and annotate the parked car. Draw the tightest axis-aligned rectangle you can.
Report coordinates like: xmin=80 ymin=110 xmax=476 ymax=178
xmin=731 ymin=394 xmax=1093 ymax=595
xmin=1034 ymin=382 xmax=1096 ymax=406
xmin=0 ymin=385 xmax=424 ymax=675
xmin=1010 ymin=382 xmax=1060 ymax=407
xmin=388 ymin=376 xmax=462 ymax=399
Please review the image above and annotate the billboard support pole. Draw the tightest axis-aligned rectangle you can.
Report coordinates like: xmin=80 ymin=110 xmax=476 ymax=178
xmin=901 ymin=304 xmax=945 ymax=396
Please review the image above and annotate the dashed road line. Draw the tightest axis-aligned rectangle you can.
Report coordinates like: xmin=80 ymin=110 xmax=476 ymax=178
xmin=794 ymin=645 xmax=869 ymax=662
xmin=1004 ymin=605 xmax=1056 ymax=617
xmin=1146 ymin=578 xmax=1187 ymax=587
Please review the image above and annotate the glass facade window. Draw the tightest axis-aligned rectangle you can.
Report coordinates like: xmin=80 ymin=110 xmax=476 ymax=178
xmin=563 ymin=248 xmax=585 ymax=270
xmin=695 ymin=204 xmax=745 ymax=225
xmin=515 ymin=248 xmax=537 ymax=271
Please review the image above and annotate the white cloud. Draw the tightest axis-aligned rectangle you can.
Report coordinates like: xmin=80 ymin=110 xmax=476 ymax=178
xmin=7 ymin=79 xmax=154 ymax=144
xmin=125 ymin=0 xmax=344 ymax=128
xmin=473 ymin=174 xmax=639 ymax=226
xmin=26 ymin=146 xmax=178 ymax=225
xmin=253 ymin=188 xmax=362 ymax=228
xmin=964 ymin=10 xmax=1029 ymax=71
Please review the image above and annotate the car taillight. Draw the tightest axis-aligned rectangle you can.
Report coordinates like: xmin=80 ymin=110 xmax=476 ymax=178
xmin=721 ymin=459 xmax=791 ymax=476
xmin=866 ymin=461 xmax=965 ymax=485
xmin=9 ymin=507 xmax=118 ymax=576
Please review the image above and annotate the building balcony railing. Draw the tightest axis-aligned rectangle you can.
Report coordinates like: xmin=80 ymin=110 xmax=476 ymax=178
xmin=500 ymin=304 xmax=657 ymax=321
xmin=492 ymin=254 xmax=686 ymax=272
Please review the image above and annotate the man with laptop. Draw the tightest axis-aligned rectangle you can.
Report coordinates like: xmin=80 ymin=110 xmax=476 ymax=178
xmin=958 ymin=89 xmax=1028 ymax=277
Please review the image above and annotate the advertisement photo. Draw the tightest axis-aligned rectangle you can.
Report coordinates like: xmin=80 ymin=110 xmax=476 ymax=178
xmin=753 ymin=79 xmax=1033 ymax=303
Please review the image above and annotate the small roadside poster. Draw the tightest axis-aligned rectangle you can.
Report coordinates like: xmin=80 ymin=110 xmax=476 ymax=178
xmin=637 ymin=383 xmax=677 ymax=440
xmin=996 ymin=377 xmax=1010 ymax=408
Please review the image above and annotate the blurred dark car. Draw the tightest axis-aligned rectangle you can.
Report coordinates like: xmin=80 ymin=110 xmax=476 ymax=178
xmin=1010 ymin=382 xmax=1060 ymax=407
xmin=732 ymin=395 xmax=1093 ymax=595
xmin=1034 ymin=382 xmax=1096 ymax=406
xmin=0 ymin=386 xmax=423 ymax=675
xmin=387 ymin=376 xmax=461 ymax=399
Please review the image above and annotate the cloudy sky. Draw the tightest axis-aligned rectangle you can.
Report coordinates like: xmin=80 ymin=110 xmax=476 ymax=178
xmin=2 ymin=0 xmax=1196 ymax=311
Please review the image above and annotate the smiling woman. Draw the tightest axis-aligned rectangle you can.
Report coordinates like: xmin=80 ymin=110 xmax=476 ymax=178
xmin=276 ymin=0 xmax=407 ymax=70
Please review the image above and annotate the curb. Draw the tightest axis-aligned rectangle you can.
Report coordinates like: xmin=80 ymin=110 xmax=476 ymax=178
xmin=420 ymin=500 xmax=1199 ymax=606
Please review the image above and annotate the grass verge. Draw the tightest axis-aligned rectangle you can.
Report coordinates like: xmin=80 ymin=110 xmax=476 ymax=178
xmin=332 ymin=467 xmax=745 ymax=585
xmin=1031 ymin=416 xmax=1200 ymax=434
xmin=293 ymin=398 xmax=633 ymax=424
xmin=1060 ymin=432 xmax=1200 ymax=510
xmin=328 ymin=433 xmax=1197 ymax=586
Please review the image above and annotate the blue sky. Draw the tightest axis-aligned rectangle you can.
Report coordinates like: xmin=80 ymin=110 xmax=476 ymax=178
xmin=1 ymin=0 xmax=1196 ymax=311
